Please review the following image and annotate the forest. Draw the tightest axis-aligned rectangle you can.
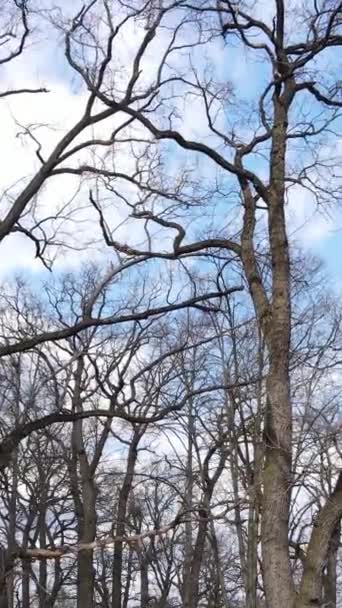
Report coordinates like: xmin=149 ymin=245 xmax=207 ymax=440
xmin=0 ymin=1 xmax=341 ymax=607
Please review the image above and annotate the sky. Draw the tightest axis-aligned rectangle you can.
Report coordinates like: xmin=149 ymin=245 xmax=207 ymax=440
xmin=0 ymin=0 xmax=341 ymax=290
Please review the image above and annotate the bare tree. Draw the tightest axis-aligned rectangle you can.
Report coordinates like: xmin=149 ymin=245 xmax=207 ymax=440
xmin=0 ymin=2 xmax=341 ymax=608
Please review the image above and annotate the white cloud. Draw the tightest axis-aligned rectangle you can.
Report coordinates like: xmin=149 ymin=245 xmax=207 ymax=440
xmin=286 ymin=186 xmax=335 ymax=244
xmin=0 ymin=2 xmax=340 ymax=281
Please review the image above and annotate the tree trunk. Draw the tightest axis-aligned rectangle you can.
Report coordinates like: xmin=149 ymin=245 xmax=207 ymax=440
xmin=122 ymin=546 xmax=134 ymax=608
xmin=295 ymin=472 xmax=342 ymax=608
xmin=0 ymin=548 xmax=8 ymax=608
xmin=237 ymin=61 xmax=296 ymax=606
xmin=140 ymin=556 xmax=149 ymax=608
xmin=77 ymin=479 xmax=97 ymax=608
xmin=112 ymin=429 xmax=142 ymax=608
xmin=38 ymin=497 xmax=48 ymax=608
xmin=183 ymin=402 xmax=194 ymax=600
xmin=71 ymin=358 xmax=97 ymax=608
xmin=323 ymin=520 xmax=340 ymax=608
xmin=21 ymin=559 xmax=31 ymax=608
xmin=183 ymin=509 xmax=210 ymax=608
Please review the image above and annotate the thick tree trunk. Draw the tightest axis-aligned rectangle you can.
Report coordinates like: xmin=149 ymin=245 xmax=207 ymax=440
xmin=238 ymin=69 xmax=295 ymax=606
xmin=239 ymin=174 xmax=294 ymax=608
xmin=259 ymin=63 xmax=294 ymax=603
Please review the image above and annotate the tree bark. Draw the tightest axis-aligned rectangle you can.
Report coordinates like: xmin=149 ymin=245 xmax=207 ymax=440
xmin=323 ymin=521 xmax=340 ymax=608
xmin=183 ymin=442 xmax=226 ymax=608
xmin=296 ymin=472 xmax=342 ymax=608
xmin=183 ymin=504 xmax=210 ymax=608
xmin=21 ymin=560 xmax=31 ymax=608
xmin=140 ymin=555 xmax=149 ymax=608
xmin=112 ymin=428 xmax=143 ymax=608
xmin=0 ymin=549 xmax=8 ymax=608
xmin=70 ymin=358 xmax=97 ymax=608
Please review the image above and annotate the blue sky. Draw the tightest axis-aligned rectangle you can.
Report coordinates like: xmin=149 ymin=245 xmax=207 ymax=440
xmin=313 ymin=229 xmax=342 ymax=281
xmin=0 ymin=0 xmax=341 ymax=292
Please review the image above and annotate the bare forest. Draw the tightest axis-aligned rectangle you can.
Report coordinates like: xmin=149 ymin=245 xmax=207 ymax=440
xmin=0 ymin=1 xmax=341 ymax=607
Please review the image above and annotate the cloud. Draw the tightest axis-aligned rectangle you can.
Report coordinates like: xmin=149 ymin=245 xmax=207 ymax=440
xmin=0 ymin=2 xmax=340 ymax=284
xmin=287 ymin=186 xmax=330 ymax=243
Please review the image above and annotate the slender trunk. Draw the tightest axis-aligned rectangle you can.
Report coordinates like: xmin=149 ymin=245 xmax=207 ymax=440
xmin=246 ymin=503 xmax=259 ymax=608
xmin=222 ymin=305 xmax=261 ymax=607
xmin=246 ymin=336 xmax=264 ymax=608
xmin=227 ymin=403 xmax=247 ymax=589
xmin=38 ymin=498 xmax=48 ymax=608
xmin=38 ymin=548 xmax=48 ymax=608
xmin=183 ymin=507 xmax=210 ymax=608
xmin=183 ymin=402 xmax=194 ymax=598
xmin=7 ymin=367 xmax=21 ymax=608
xmin=7 ymin=451 xmax=18 ymax=608
xmin=209 ymin=521 xmax=230 ymax=608
xmin=21 ymin=560 xmax=31 ymax=608
xmin=21 ymin=513 xmax=34 ymax=608
xmin=0 ymin=548 xmax=8 ymax=608
xmin=77 ymin=477 xmax=97 ymax=608
xmin=112 ymin=429 xmax=142 ymax=608
xmin=323 ymin=521 xmax=339 ymax=608
xmin=71 ymin=358 xmax=97 ymax=608
xmin=122 ymin=546 xmax=134 ymax=608
xmin=46 ymin=559 xmax=62 ymax=608
xmin=140 ymin=556 xmax=149 ymax=608
xmin=183 ymin=432 xmax=226 ymax=608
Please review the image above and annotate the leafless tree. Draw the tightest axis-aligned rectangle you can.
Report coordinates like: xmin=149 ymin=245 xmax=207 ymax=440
xmin=0 ymin=2 xmax=341 ymax=608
